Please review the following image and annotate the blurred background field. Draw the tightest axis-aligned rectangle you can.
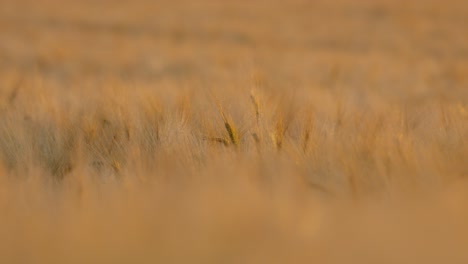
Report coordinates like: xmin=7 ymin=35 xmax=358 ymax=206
xmin=0 ymin=0 xmax=467 ymax=263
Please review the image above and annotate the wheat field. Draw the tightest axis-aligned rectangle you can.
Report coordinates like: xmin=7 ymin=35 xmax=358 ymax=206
xmin=0 ymin=0 xmax=468 ymax=263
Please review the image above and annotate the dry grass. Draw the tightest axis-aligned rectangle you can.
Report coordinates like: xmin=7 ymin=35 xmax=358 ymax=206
xmin=0 ymin=0 xmax=468 ymax=263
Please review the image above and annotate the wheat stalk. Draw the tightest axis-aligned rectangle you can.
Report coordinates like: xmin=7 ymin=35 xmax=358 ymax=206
xmin=214 ymin=102 xmax=239 ymax=147
xmin=250 ymin=90 xmax=261 ymax=126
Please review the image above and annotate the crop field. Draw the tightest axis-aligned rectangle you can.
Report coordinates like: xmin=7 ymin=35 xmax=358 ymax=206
xmin=0 ymin=0 xmax=468 ymax=263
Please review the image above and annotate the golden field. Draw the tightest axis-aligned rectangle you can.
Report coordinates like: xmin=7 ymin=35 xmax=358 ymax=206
xmin=0 ymin=0 xmax=468 ymax=263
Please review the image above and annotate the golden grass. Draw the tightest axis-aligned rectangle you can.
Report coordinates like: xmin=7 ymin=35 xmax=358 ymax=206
xmin=0 ymin=0 xmax=468 ymax=263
